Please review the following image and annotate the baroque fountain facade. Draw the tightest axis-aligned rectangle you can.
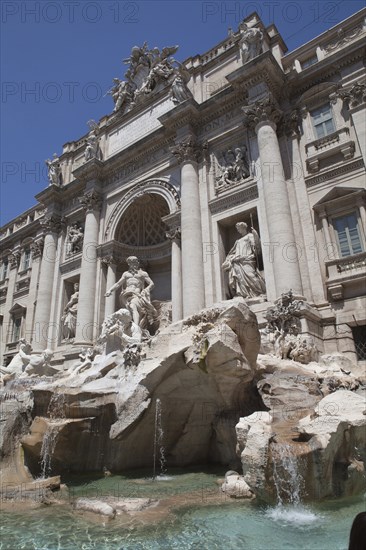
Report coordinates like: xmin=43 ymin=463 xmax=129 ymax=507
xmin=1 ymin=10 xmax=366 ymax=520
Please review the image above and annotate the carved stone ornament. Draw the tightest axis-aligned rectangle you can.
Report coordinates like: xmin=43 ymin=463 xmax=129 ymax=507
xmin=339 ymin=83 xmax=366 ymax=109
xmin=107 ymin=42 xmax=192 ymax=115
xmin=215 ymin=146 xmax=250 ymax=190
xmin=170 ymin=135 xmax=204 ymax=164
xmin=39 ymin=215 xmax=62 ymax=234
xmin=278 ymin=110 xmax=302 ymax=137
xmin=9 ymin=250 xmax=21 ymax=269
xmin=79 ymin=190 xmax=102 ymax=212
xmin=242 ymin=95 xmax=283 ymax=129
xmin=101 ymin=254 xmax=116 ymax=267
xmin=65 ymin=223 xmax=84 ymax=256
xmin=30 ymin=239 xmax=44 ymax=259
xmin=165 ymin=227 xmax=181 ymax=242
xmin=264 ymin=289 xmax=304 ymax=335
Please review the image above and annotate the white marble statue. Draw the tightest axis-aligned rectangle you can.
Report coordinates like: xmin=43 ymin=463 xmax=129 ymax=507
xmin=19 ymin=348 xmax=54 ymax=377
xmin=105 ymin=256 xmax=157 ymax=330
xmin=61 ymin=283 xmax=79 ymax=340
xmin=109 ymin=78 xmax=134 ymax=112
xmin=223 ymin=222 xmax=266 ymax=299
xmin=217 ymin=146 xmax=250 ymax=188
xmin=96 ymin=308 xmax=143 ymax=355
xmin=66 ymin=223 xmax=84 ymax=256
xmin=170 ymin=63 xmax=192 ymax=104
xmin=238 ymin=23 xmax=263 ymax=64
xmin=45 ymin=154 xmax=62 ymax=186
xmin=85 ymin=129 xmax=102 ymax=161
xmin=1 ymin=338 xmax=32 ymax=375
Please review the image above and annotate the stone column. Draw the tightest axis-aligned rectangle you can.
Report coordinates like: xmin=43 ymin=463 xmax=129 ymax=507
xmin=171 ymin=136 xmax=205 ymax=317
xmin=24 ymin=238 xmax=44 ymax=339
xmin=359 ymin=203 xmax=366 ymax=235
xmin=32 ymin=216 xmax=60 ymax=351
xmin=244 ymin=96 xmax=303 ymax=297
xmin=102 ymin=256 xmax=117 ymax=319
xmin=166 ymin=228 xmax=182 ymax=322
xmin=340 ymin=84 xmax=366 ymax=165
xmin=318 ymin=206 xmax=332 ymax=248
xmin=2 ymin=250 xmax=20 ymax=345
xmin=74 ymin=191 xmax=102 ymax=345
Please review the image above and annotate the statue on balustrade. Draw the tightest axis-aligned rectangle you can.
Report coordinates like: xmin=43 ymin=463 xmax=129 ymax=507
xmin=85 ymin=129 xmax=102 ymax=161
xmin=45 ymin=153 xmax=62 ymax=186
xmin=238 ymin=22 xmax=263 ymax=64
xmin=61 ymin=283 xmax=79 ymax=340
xmin=66 ymin=223 xmax=84 ymax=256
xmin=222 ymin=222 xmax=266 ymax=299
xmin=105 ymin=256 xmax=157 ymax=331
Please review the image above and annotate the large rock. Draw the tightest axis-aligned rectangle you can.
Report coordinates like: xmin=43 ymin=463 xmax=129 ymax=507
xmin=19 ymin=299 xmax=261 ymax=476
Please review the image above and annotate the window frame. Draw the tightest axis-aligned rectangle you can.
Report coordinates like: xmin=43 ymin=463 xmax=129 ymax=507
xmin=331 ymin=210 xmax=364 ymax=258
xmin=310 ymin=102 xmax=336 ymax=139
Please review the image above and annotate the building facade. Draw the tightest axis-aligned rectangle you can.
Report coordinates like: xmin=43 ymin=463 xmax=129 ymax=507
xmin=1 ymin=10 xmax=365 ymax=367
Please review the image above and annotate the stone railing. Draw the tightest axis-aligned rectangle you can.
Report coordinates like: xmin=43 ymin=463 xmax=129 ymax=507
xmin=325 ymin=251 xmax=366 ymax=301
xmin=305 ymin=127 xmax=355 ymax=172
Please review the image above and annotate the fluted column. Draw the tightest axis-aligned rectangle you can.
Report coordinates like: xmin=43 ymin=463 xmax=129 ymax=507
xmin=75 ymin=191 xmax=102 ymax=344
xmin=24 ymin=238 xmax=44 ymax=339
xmin=171 ymin=136 xmax=205 ymax=317
xmin=243 ymin=96 xmax=303 ymax=297
xmin=102 ymin=256 xmax=117 ymax=319
xmin=166 ymin=228 xmax=182 ymax=321
xmin=33 ymin=216 xmax=60 ymax=351
xmin=2 ymin=250 xmax=20 ymax=347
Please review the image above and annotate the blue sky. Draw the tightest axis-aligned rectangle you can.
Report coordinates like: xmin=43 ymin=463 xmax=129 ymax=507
xmin=1 ymin=0 xmax=365 ymax=225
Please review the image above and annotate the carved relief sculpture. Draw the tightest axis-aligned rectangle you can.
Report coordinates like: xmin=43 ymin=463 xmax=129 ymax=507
xmin=216 ymin=146 xmax=250 ymax=190
xmin=66 ymin=223 xmax=84 ymax=256
xmin=105 ymin=256 xmax=157 ymax=332
xmin=45 ymin=153 xmax=62 ymax=186
xmin=238 ymin=22 xmax=263 ymax=64
xmin=223 ymin=222 xmax=266 ymax=299
xmin=61 ymin=283 xmax=79 ymax=340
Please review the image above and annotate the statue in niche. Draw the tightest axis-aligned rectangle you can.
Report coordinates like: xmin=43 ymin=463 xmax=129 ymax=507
xmin=61 ymin=282 xmax=79 ymax=340
xmin=45 ymin=153 xmax=62 ymax=186
xmin=66 ymin=223 xmax=84 ymax=256
xmin=222 ymin=222 xmax=266 ymax=299
xmin=105 ymin=256 xmax=157 ymax=331
xmin=216 ymin=146 xmax=250 ymax=189
xmin=238 ymin=22 xmax=263 ymax=64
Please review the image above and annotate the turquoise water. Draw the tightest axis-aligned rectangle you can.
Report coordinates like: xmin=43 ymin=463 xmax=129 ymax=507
xmin=1 ymin=469 xmax=365 ymax=550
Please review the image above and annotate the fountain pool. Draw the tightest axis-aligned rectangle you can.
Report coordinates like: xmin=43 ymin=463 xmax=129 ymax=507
xmin=1 ymin=469 xmax=364 ymax=549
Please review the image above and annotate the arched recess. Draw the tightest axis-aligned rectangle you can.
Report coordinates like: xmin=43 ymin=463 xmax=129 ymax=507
xmin=104 ymin=179 xmax=181 ymax=304
xmin=104 ymin=179 xmax=180 ymax=241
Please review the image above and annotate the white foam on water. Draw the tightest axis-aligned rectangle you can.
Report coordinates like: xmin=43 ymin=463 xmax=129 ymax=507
xmin=155 ymin=475 xmax=174 ymax=481
xmin=266 ymin=504 xmax=322 ymax=527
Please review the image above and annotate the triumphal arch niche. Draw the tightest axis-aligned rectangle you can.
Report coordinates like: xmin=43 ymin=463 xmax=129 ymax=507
xmin=104 ymin=179 xmax=181 ymax=317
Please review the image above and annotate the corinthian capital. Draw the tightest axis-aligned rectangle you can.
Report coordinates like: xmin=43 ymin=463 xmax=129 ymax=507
xmin=30 ymin=238 xmax=44 ymax=259
xmin=79 ymin=190 xmax=102 ymax=212
xmin=170 ymin=136 xmax=205 ymax=164
xmin=242 ymin=95 xmax=283 ymax=130
xmin=9 ymin=250 xmax=21 ymax=269
xmin=166 ymin=227 xmax=181 ymax=243
xmin=338 ymin=83 xmax=366 ymax=109
xmin=39 ymin=214 xmax=62 ymax=234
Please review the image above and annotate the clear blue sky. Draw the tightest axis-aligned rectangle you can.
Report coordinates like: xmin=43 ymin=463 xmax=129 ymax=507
xmin=1 ymin=0 xmax=365 ymax=225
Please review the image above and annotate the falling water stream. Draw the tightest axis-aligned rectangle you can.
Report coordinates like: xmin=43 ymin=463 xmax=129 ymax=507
xmin=153 ymin=398 xmax=167 ymax=479
xmin=39 ymin=391 xmax=66 ymax=478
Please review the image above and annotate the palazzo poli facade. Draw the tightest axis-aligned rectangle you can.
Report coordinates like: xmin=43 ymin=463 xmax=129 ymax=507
xmin=1 ymin=10 xmax=365 ymax=368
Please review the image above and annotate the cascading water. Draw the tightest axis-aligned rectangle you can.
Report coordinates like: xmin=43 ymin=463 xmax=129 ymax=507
xmin=267 ymin=442 xmax=320 ymax=526
xmin=39 ymin=391 xmax=66 ymax=478
xmin=153 ymin=398 xmax=167 ymax=479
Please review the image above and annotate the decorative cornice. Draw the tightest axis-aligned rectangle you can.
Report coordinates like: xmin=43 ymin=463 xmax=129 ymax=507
xmin=79 ymin=190 xmax=102 ymax=212
xmin=305 ymin=158 xmax=365 ymax=188
xmin=170 ymin=135 xmax=207 ymax=164
xmin=242 ymin=94 xmax=283 ymax=129
xmin=209 ymin=183 xmax=258 ymax=214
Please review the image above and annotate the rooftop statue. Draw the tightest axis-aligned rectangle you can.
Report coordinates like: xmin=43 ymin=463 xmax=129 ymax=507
xmin=85 ymin=125 xmax=102 ymax=161
xmin=108 ymin=43 xmax=191 ymax=113
xmin=45 ymin=153 xmax=62 ymax=186
xmin=223 ymin=222 xmax=266 ymax=299
xmin=238 ymin=22 xmax=263 ymax=64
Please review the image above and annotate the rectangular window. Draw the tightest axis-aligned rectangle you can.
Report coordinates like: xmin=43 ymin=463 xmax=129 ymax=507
xmin=352 ymin=325 xmax=366 ymax=361
xmin=12 ymin=317 xmax=22 ymax=342
xmin=22 ymin=248 xmax=31 ymax=271
xmin=0 ymin=260 xmax=8 ymax=281
xmin=310 ymin=104 xmax=335 ymax=139
xmin=333 ymin=212 xmax=363 ymax=257
xmin=301 ymin=54 xmax=318 ymax=69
